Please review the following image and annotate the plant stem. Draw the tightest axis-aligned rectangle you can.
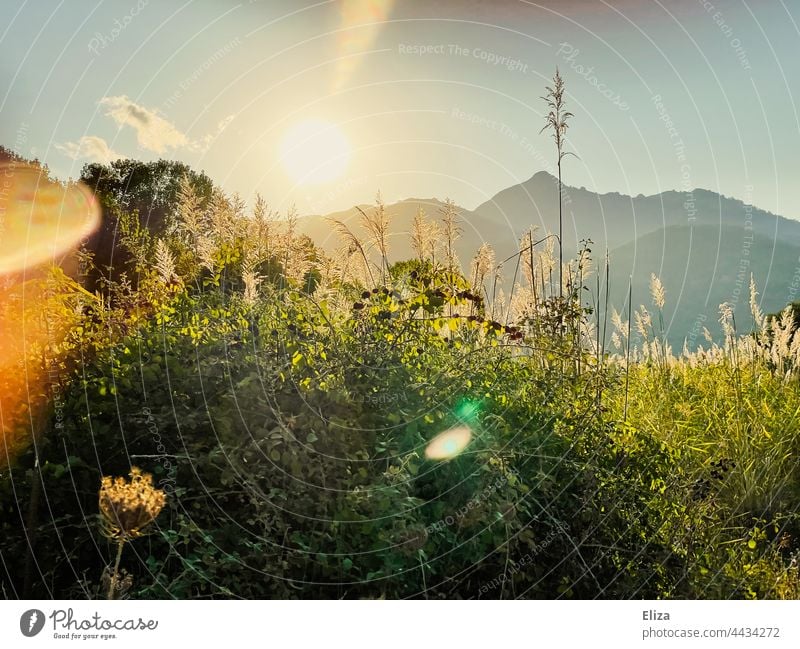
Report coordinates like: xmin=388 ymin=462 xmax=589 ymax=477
xmin=558 ymin=157 xmax=563 ymax=299
xmin=107 ymin=539 xmax=126 ymax=600
xmin=624 ymin=277 xmax=632 ymax=422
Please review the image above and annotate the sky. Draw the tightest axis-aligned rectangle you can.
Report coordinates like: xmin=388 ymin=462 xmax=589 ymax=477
xmin=1 ymin=0 xmax=799 ymax=220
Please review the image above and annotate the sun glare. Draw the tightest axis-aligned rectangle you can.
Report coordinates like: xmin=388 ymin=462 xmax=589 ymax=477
xmin=279 ymin=119 xmax=352 ymax=185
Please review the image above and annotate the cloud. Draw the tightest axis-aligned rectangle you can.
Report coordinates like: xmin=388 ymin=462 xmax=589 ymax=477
xmin=99 ymin=95 xmax=235 ymax=154
xmin=56 ymin=97 xmax=235 ymax=163
xmin=55 ymin=135 xmax=125 ymax=164
xmin=100 ymin=95 xmax=189 ymax=153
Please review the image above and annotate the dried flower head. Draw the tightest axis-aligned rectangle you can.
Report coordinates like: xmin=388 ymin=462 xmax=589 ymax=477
xmin=99 ymin=467 xmax=166 ymax=540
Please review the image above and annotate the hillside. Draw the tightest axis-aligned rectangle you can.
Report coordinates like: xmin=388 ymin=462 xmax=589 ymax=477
xmin=608 ymin=224 xmax=800 ymax=346
xmin=300 ymin=173 xmax=800 ymax=345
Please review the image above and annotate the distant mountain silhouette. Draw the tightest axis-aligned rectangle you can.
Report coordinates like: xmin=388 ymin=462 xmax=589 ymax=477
xmin=301 ymin=172 xmax=800 ymax=346
xmin=609 ymin=224 xmax=799 ymax=347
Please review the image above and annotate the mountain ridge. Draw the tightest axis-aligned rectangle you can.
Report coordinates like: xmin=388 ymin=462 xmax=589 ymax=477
xmin=299 ymin=172 xmax=800 ymax=345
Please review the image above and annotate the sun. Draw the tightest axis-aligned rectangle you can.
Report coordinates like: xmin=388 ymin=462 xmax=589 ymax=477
xmin=279 ymin=119 xmax=352 ymax=185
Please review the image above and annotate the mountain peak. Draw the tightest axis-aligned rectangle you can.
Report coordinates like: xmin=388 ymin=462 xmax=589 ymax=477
xmin=528 ymin=170 xmax=558 ymax=183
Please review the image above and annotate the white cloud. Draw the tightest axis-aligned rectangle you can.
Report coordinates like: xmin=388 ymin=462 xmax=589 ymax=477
xmin=100 ymin=95 xmax=188 ymax=153
xmin=55 ymin=135 xmax=124 ymax=164
xmin=99 ymin=95 xmax=235 ymax=154
xmin=56 ymin=98 xmax=236 ymax=163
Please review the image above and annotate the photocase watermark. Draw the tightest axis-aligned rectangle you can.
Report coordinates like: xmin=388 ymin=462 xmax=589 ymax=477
xmin=686 ymin=313 xmax=709 ymax=349
xmin=351 ymin=391 xmax=410 ymax=406
xmin=698 ymin=1 xmax=752 ymax=71
xmin=0 ymin=123 xmax=30 ymax=240
xmin=398 ymin=43 xmax=529 ymax=73
xmin=556 ymin=43 xmax=629 ymax=111
xmin=141 ymin=407 xmax=177 ymax=495
xmin=651 ymin=94 xmax=694 ymax=222
xmin=162 ymin=36 xmax=242 ymax=110
xmin=476 ymin=524 xmax=564 ymax=595
xmin=20 ymin=608 xmax=158 ymax=641
xmin=425 ymin=468 xmax=520 ymax=535
xmin=728 ymin=184 xmax=755 ymax=310
xmin=20 ymin=609 xmax=45 ymax=637
xmin=46 ymin=274 xmax=67 ymax=433
xmin=449 ymin=106 xmax=574 ymax=208
xmin=788 ymin=253 xmax=800 ymax=304
xmin=87 ymin=0 xmax=149 ymax=56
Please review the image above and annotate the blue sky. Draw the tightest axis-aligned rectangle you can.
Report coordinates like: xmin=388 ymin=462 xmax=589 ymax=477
xmin=1 ymin=0 xmax=798 ymax=219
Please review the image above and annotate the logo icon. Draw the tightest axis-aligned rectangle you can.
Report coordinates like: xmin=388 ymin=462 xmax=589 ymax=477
xmin=20 ymin=609 xmax=45 ymax=637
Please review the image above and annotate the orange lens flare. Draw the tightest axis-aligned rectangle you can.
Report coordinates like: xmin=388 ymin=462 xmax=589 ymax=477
xmin=0 ymin=162 xmax=100 ymax=275
xmin=0 ymin=163 xmax=99 ymax=463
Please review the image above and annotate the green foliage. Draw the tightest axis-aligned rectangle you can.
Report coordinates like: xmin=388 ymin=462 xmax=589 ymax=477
xmin=2 ymin=163 xmax=799 ymax=600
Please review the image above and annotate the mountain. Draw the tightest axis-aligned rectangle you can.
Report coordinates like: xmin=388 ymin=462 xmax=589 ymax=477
xmin=296 ymin=197 xmax=502 ymax=269
xmin=608 ymin=224 xmax=799 ymax=347
xmin=299 ymin=172 xmax=800 ymax=346
xmin=471 ymin=171 xmax=800 ymax=255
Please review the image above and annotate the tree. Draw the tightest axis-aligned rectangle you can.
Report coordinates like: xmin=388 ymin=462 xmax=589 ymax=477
xmin=79 ymin=159 xmax=214 ymax=287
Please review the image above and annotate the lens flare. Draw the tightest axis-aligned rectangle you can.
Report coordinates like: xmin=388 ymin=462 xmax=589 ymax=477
xmin=454 ymin=398 xmax=481 ymax=422
xmin=332 ymin=0 xmax=394 ymax=92
xmin=424 ymin=426 xmax=472 ymax=460
xmin=0 ymin=163 xmax=100 ymax=275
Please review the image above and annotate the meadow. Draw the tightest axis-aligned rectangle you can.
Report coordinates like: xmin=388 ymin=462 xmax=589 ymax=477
xmin=2 ymin=74 xmax=800 ymax=600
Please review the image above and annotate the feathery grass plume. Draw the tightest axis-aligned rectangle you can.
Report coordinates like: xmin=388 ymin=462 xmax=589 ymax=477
xmin=770 ymin=306 xmax=795 ymax=372
xmin=99 ymin=467 xmax=166 ymax=599
xmin=279 ymin=207 xmax=314 ymax=285
xmin=790 ymin=328 xmax=800 ymax=372
xmin=611 ymin=307 xmax=627 ymax=339
xmin=410 ymin=205 xmax=433 ymax=263
xmin=175 ymin=173 xmax=204 ymax=241
xmin=285 ymin=236 xmax=314 ymax=285
xmin=314 ymin=248 xmax=349 ymax=300
xmin=540 ymin=68 xmax=575 ymax=297
xmin=329 ymin=244 xmax=355 ymax=286
xmin=209 ymin=189 xmax=234 ymax=244
xmin=154 ymin=239 xmax=177 ymax=285
xmin=329 ymin=218 xmax=375 ymax=286
xmin=439 ymin=198 xmax=462 ymax=271
xmin=494 ymin=287 xmax=508 ymax=323
xmin=250 ymin=193 xmax=274 ymax=260
xmin=471 ymin=243 xmax=495 ymax=296
xmin=580 ymin=318 xmax=597 ymax=353
xmin=650 ymin=273 xmax=666 ymax=310
xmin=537 ymin=236 xmax=556 ymax=298
xmin=509 ymin=285 xmax=535 ymax=323
xmin=242 ymin=268 xmax=262 ymax=306
xmin=634 ymin=305 xmax=652 ymax=339
xmin=357 ymin=192 xmax=391 ymax=281
xmin=719 ymin=302 xmax=735 ymax=338
xmin=229 ymin=192 xmax=247 ymax=240
xmin=520 ymin=230 xmax=535 ymax=288
xmin=749 ymin=274 xmax=764 ymax=332
xmin=196 ymin=235 xmax=215 ymax=272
